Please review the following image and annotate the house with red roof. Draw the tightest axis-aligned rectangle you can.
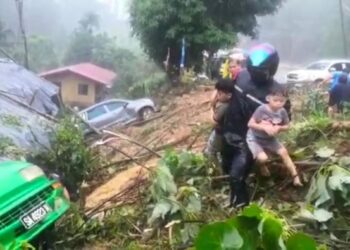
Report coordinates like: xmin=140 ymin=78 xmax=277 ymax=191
xmin=40 ymin=63 xmax=117 ymax=108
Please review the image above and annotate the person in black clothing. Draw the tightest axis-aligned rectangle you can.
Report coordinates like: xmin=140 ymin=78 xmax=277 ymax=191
xmin=204 ymin=79 xmax=234 ymax=166
xmin=220 ymin=43 xmax=291 ymax=208
xmin=328 ymin=73 xmax=350 ymax=116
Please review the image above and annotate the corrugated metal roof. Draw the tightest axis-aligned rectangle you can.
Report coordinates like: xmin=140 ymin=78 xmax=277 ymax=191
xmin=39 ymin=62 xmax=117 ymax=87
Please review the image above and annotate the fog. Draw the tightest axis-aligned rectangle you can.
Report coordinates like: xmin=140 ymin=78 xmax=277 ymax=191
xmin=1 ymin=0 xmax=349 ymax=65
xmin=0 ymin=0 xmax=138 ymax=51
xmin=241 ymin=0 xmax=350 ymax=65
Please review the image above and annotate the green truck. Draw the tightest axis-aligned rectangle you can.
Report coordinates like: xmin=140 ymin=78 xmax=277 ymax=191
xmin=0 ymin=161 xmax=70 ymax=249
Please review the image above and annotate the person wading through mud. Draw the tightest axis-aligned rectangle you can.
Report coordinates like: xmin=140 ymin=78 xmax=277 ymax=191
xmin=220 ymin=43 xmax=291 ymax=208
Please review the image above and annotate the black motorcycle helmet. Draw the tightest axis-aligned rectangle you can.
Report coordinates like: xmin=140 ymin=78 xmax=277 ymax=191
xmin=247 ymin=43 xmax=279 ymax=84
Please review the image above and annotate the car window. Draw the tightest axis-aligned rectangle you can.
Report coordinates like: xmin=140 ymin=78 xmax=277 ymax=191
xmin=306 ymin=62 xmax=329 ymax=70
xmin=105 ymin=101 xmax=126 ymax=111
xmin=345 ymin=63 xmax=350 ymax=71
xmin=330 ymin=63 xmax=343 ymax=71
xmin=87 ymin=105 xmax=107 ymax=120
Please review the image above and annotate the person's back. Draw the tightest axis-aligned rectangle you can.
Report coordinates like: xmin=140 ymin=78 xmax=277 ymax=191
xmin=222 ymin=69 xmax=290 ymax=140
xmin=329 ymin=69 xmax=350 ymax=91
xmin=329 ymin=74 xmax=350 ymax=112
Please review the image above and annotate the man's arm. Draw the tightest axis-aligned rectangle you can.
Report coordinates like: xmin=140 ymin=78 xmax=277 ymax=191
xmin=321 ymin=73 xmax=333 ymax=86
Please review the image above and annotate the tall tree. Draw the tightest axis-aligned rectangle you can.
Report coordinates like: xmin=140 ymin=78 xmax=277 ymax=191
xmin=14 ymin=0 xmax=29 ymax=68
xmin=130 ymin=0 xmax=283 ymax=72
xmin=27 ymin=36 xmax=59 ymax=72
xmin=0 ymin=21 xmax=12 ymax=46
xmin=64 ymin=12 xmax=100 ymax=64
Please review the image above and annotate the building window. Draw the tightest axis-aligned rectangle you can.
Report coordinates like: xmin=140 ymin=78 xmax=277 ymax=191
xmin=78 ymin=84 xmax=89 ymax=96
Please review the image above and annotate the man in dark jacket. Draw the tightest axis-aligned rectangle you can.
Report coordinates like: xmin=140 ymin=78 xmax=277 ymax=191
xmin=220 ymin=43 xmax=291 ymax=208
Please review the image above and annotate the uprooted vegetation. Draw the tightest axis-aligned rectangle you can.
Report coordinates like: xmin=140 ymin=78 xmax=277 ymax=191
xmin=29 ymin=85 xmax=350 ymax=249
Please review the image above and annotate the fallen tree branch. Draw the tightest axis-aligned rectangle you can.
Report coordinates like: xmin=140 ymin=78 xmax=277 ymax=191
xmin=0 ymin=91 xmax=58 ymax=122
xmin=125 ymin=113 xmax=164 ymax=127
xmin=93 ymin=137 xmax=153 ymax=172
xmin=85 ymin=173 xmax=147 ymax=217
xmin=332 ymin=121 xmax=350 ymax=129
xmin=209 ymin=160 xmax=323 ymax=182
xmin=103 ymin=130 xmax=162 ymax=158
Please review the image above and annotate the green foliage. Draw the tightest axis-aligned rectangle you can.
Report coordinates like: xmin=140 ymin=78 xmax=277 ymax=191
xmin=0 ymin=135 xmax=25 ymax=159
xmin=27 ymin=35 xmax=59 ymax=72
xmin=148 ymin=150 xmax=209 ymax=242
xmin=130 ymin=0 xmax=283 ymax=70
xmin=127 ymin=71 xmax=167 ymax=98
xmin=63 ymin=12 xmax=166 ymax=98
xmin=304 ymin=91 xmax=327 ymax=117
xmin=33 ymin=116 xmax=99 ymax=193
xmin=0 ymin=114 xmax=22 ymax=128
xmin=64 ymin=13 xmax=100 ymax=65
xmin=0 ymin=20 xmax=12 ymax=47
xmin=195 ymin=204 xmax=318 ymax=250
xmin=55 ymin=203 xmax=146 ymax=249
xmin=285 ymin=114 xmax=331 ymax=148
xmin=306 ymin=164 xmax=350 ymax=209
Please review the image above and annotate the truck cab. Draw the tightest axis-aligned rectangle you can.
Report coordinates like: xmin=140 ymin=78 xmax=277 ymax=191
xmin=0 ymin=161 xmax=70 ymax=249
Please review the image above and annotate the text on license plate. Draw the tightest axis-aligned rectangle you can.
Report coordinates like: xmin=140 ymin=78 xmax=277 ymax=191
xmin=20 ymin=203 xmax=51 ymax=229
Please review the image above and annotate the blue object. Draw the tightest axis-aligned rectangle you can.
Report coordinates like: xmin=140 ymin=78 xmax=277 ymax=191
xmin=330 ymin=71 xmax=350 ymax=91
xmin=249 ymin=43 xmax=275 ymax=67
xmin=180 ymin=38 xmax=185 ymax=68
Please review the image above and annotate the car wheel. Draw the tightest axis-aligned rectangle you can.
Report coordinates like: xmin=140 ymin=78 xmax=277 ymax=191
xmin=139 ymin=107 xmax=154 ymax=120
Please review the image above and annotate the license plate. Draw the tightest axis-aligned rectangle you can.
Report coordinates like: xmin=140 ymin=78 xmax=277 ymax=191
xmin=20 ymin=203 xmax=51 ymax=229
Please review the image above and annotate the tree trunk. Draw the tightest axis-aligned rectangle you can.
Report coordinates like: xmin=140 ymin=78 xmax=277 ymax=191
xmin=15 ymin=0 xmax=29 ymax=69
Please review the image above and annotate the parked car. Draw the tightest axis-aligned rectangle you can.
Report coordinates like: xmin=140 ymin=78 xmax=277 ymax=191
xmin=286 ymin=59 xmax=350 ymax=84
xmin=0 ymin=161 xmax=70 ymax=249
xmin=79 ymin=98 xmax=156 ymax=130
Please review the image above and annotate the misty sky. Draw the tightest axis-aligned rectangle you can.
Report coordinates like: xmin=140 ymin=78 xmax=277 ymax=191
xmin=1 ymin=0 xmax=349 ymax=64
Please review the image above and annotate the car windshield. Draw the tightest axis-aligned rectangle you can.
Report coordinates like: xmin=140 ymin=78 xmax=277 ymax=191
xmin=306 ymin=62 xmax=329 ymax=70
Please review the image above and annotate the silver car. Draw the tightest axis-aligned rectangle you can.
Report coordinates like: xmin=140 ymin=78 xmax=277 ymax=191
xmin=79 ymin=98 xmax=156 ymax=130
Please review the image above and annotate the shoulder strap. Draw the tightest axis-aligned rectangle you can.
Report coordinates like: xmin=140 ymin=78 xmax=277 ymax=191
xmin=234 ymin=85 xmax=264 ymax=106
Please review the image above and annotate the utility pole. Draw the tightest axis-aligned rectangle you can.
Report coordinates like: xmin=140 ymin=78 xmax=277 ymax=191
xmin=339 ymin=0 xmax=348 ymax=57
xmin=14 ymin=0 xmax=29 ymax=69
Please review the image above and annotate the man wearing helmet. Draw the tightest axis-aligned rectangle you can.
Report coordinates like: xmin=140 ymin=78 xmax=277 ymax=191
xmin=221 ymin=43 xmax=291 ymax=208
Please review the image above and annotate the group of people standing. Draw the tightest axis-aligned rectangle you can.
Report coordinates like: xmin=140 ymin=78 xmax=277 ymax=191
xmin=204 ymin=43 xmax=302 ymax=208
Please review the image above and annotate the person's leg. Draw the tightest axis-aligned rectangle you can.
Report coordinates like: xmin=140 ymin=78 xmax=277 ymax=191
xmin=228 ymin=143 xmax=253 ymax=207
xmin=204 ymin=130 xmax=221 ymax=166
xmin=247 ymin=138 xmax=270 ymax=177
xmin=221 ymin=152 xmax=233 ymax=176
xmin=277 ymin=146 xmax=303 ymax=187
xmin=256 ymin=151 xmax=270 ymax=177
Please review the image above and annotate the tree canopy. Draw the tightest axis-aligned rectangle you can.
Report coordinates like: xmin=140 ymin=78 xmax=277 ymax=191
xmin=130 ymin=0 xmax=283 ymax=70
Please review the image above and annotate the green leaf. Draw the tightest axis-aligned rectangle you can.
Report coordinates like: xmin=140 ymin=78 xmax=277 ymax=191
xmin=339 ymin=156 xmax=350 ymax=168
xmin=229 ymin=217 xmax=260 ymax=250
xmin=286 ymin=233 xmax=317 ymax=250
xmin=148 ymin=200 xmax=172 ymax=224
xmin=306 ymin=172 xmax=332 ymax=208
xmin=181 ymin=224 xmax=200 ymax=243
xmin=298 ymin=208 xmax=333 ymax=223
xmin=313 ymin=209 xmax=333 ymax=223
xmin=241 ymin=204 xmax=263 ymax=219
xmin=315 ymin=147 xmax=335 ymax=158
xmin=260 ymin=217 xmax=285 ymax=250
xmin=195 ymin=222 xmax=243 ymax=250
xmin=187 ymin=195 xmax=202 ymax=213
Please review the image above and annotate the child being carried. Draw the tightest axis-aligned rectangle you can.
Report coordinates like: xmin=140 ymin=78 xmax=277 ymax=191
xmin=204 ymin=79 xmax=234 ymax=166
xmin=246 ymin=85 xmax=302 ymax=187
